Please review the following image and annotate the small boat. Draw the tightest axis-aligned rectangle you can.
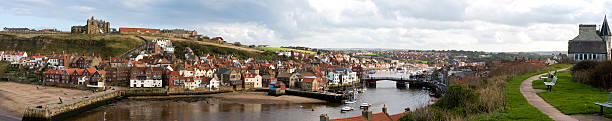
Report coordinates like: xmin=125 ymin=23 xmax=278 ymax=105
xmin=344 ymin=100 xmax=356 ymax=104
xmin=341 ymin=106 xmax=354 ymax=112
xmin=360 ymin=103 xmax=371 ymax=108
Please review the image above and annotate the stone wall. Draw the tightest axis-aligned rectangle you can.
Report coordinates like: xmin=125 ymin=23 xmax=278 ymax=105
xmin=22 ymin=90 xmax=120 ymax=121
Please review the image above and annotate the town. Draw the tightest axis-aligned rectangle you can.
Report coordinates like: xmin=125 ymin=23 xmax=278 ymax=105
xmin=0 ymin=16 xmax=568 ymax=121
xmin=3 ymin=1 xmax=612 ymax=121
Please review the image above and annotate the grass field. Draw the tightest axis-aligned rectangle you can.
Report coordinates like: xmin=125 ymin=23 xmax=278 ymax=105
xmin=254 ymin=46 xmax=317 ymax=54
xmin=471 ymin=64 xmax=572 ymax=121
xmin=0 ymin=33 xmax=142 ymax=58
xmin=532 ymin=71 xmax=612 ymax=118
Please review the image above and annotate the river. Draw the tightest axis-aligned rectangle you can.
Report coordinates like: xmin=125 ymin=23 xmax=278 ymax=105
xmin=66 ymin=80 xmax=431 ymax=121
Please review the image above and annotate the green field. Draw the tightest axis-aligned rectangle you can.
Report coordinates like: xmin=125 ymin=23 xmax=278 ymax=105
xmin=0 ymin=33 xmax=142 ymax=58
xmin=532 ymin=71 xmax=612 ymax=118
xmin=472 ymin=64 xmax=572 ymax=121
xmin=253 ymin=46 xmax=317 ymax=54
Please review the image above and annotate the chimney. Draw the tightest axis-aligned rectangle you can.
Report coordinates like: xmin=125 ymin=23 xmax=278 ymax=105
xmin=362 ymin=108 xmax=372 ymax=120
xmin=319 ymin=114 xmax=329 ymax=121
xmin=382 ymin=104 xmax=388 ymax=115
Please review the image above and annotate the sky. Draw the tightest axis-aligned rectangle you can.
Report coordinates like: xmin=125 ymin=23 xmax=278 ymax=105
xmin=1 ymin=0 xmax=612 ymax=52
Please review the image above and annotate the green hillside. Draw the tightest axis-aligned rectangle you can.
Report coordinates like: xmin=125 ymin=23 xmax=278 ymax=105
xmin=0 ymin=33 xmax=142 ymax=58
xmin=173 ymin=40 xmax=295 ymax=61
xmin=254 ymin=46 xmax=317 ymax=54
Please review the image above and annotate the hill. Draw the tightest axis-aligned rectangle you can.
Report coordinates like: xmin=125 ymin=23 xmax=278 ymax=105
xmin=139 ymin=36 xmax=294 ymax=61
xmin=0 ymin=33 xmax=143 ymax=58
xmin=253 ymin=46 xmax=317 ymax=54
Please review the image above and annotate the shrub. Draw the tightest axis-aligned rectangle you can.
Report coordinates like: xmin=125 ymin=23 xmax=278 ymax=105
xmin=571 ymin=70 xmax=591 ymax=83
xmin=398 ymin=107 xmax=446 ymax=121
xmin=572 ymin=60 xmax=598 ymax=71
xmin=570 ymin=61 xmax=612 ymax=89
xmin=589 ymin=61 xmax=612 ymax=89
xmin=435 ymin=84 xmax=478 ymax=111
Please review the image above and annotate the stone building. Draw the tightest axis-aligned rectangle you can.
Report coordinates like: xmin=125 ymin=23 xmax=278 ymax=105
xmin=119 ymin=28 xmax=160 ymax=34
xmin=71 ymin=16 xmax=111 ymax=34
xmin=568 ymin=15 xmax=612 ymax=62
xmin=161 ymin=29 xmax=198 ymax=38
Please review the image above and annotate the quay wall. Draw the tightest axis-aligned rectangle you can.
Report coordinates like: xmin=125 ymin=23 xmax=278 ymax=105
xmin=22 ymin=88 xmax=233 ymax=121
xmin=22 ymin=90 xmax=121 ymax=121
xmin=285 ymin=89 xmax=346 ymax=103
xmin=21 ymin=87 xmax=345 ymax=120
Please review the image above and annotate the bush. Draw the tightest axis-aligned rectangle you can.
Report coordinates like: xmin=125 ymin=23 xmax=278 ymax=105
xmin=572 ymin=60 xmax=598 ymax=71
xmin=571 ymin=70 xmax=591 ymax=84
xmin=571 ymin=61 xmax=612 ymax=89
xmin=589 ymin=61 xmax=612 ymax=89
xmin=435 ymin=84 xmax=478 ymax=111
xmin=398 ymin=107 xmax=446 ymax=121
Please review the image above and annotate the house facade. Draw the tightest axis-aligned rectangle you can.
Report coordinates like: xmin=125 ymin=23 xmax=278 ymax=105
xmin=44 ymin=67 xmax=106 ymax=87
xmin=568 ymin=16 xmax=612 ymax=62
xmin=130 ymin=67 xmax=163 ymax=88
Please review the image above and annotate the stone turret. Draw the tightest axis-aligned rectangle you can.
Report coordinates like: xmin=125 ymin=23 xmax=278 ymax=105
xmin=601 ymin=15 xmax=612 ymax=60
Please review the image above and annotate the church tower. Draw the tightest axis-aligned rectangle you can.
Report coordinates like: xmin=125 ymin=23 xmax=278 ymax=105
xmin=600 ymin=15 xmax=612 ymax=60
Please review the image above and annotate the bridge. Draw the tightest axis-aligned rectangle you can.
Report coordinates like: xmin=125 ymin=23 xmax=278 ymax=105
xmin=361 ymin=70 xmax=447 ymax=96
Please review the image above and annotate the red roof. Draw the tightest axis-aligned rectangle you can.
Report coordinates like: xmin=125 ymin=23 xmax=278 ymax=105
xmin=329 ymin=112 xmax=407 ymax=121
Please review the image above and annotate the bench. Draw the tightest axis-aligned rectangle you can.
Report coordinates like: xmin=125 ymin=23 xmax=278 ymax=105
xmin=543 ymin=76 xmax=557 ymax=91
xmin=595 ymin=92 xmax=612 ymax=115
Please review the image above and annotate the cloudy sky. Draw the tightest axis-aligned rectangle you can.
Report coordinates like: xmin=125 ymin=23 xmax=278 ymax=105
xmin=1 ymin=0 xmax=612 ymax=52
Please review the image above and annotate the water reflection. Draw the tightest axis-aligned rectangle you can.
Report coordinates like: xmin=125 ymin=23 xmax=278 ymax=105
xmin=67 ymin=80 xmax=430 ymax=121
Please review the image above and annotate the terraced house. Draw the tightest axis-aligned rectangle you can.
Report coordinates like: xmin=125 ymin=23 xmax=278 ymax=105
xmin=130 ymin=67 xmax=163 ymax=88
xmin=44 ymin=67 xmax=106 ymax=88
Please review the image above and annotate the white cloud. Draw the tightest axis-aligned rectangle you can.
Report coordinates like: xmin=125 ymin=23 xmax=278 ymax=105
xmin=69 ymin=6 xmax=95 ymax=11
xmin=196 ymin=22 xmax=279 ymax=45
xmin=0 ymin=0 xmax=609 ymax=52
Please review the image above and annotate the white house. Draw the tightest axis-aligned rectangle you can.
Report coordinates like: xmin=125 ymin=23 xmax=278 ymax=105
xmin=244 ymin=73 xmax=263 ymax=88
xmin=1 ymin=51 xmax=27 ymax=62
xmin=130 ymin=79 xmax=162 ymax=88
xmin=209 ymin=75 xmax=221 ymax=90
xmin=327 ymin=71 xmax=340 ymax=85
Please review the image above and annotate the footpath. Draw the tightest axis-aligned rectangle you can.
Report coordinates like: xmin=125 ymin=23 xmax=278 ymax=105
xmin=519 ymin=68 xmax=578 ymax=121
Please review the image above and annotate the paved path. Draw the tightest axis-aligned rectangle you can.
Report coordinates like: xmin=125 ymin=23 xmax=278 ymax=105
xmin=520 ymin=68 xmax=578 ymax=121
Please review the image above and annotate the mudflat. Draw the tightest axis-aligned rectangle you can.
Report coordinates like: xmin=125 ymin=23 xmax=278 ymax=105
xmin=0 ymin=82 xmax=92 ymax=118
xmin=209 ymin=92 xmax=327 ymax=104
xmin=127 ymin=92 xmax=327 ymax=104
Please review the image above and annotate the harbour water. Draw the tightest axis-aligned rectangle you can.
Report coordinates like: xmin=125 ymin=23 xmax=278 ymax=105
xmin=66 ymin=80 xmax=431 ymax=121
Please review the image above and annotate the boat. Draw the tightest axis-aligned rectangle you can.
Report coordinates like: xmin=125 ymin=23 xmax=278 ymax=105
xmin=360 ymin=103 xmax=371 ymax=108
xmin=341 ymin=106 xmax=354 ymax=112
xmin=344 ymin=100 xmax=356 ymax=104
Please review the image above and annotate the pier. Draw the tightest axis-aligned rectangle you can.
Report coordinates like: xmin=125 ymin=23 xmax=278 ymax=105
xmin=22 ymin=89 xmax=120 ymax=121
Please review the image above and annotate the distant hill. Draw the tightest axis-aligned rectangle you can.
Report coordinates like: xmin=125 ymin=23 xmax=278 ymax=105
xmin=0 ymin=33 xmax=142 ymax=58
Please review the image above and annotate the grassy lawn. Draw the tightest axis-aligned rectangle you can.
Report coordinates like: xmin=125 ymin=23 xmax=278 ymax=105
xmin=471 ymin=64 xmax=572 ymax=121
xmin=254 ymin=46 xmax=317 ymax=54
xmin=532 ymin=71 xmax=612 ymax=118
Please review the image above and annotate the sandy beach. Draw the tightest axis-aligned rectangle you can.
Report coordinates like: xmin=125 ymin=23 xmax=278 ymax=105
xmin=0 ymin=82 xmax=93 ymax=119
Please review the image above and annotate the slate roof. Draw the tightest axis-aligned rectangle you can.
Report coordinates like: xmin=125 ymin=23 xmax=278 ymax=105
xmin=572 ymin=30 xmax=603 ymax=41
xmin=601 ymin=15 xmax=612 ymax=36
xmin=568 ymin=41 xmax=608 ymax=54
